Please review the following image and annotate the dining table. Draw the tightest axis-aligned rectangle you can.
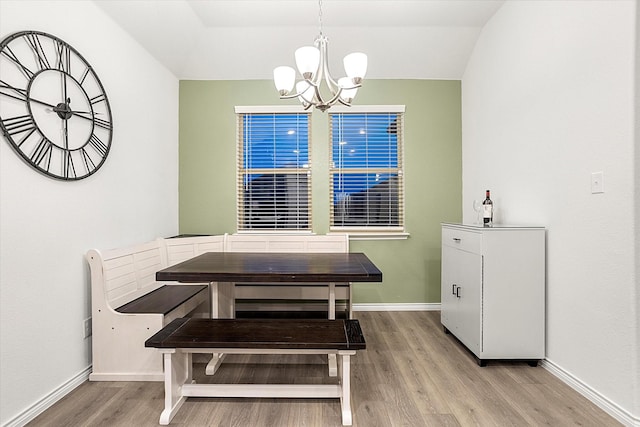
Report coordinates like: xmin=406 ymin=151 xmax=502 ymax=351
xmin=156 ymin=251 xmax=383 ymax=317
xmin=155 ymin=251 xmax=383 ymax=374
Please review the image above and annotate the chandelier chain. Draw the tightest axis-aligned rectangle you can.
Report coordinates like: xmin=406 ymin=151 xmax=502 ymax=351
xmin=318 ymin=0 xmax=323 ymax=36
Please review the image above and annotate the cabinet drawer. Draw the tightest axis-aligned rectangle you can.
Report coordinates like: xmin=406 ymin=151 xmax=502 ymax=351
xmin=442 ymin=227 xmax=482 ymax=254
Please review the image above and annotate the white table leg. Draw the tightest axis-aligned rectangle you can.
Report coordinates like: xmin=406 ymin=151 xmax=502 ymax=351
xmin=328 ymin=355 xmax=338 ymax=376
xmin=206 ymin=282 xmax=223 ymax=374
xmin=209 ymin=282 xmax=218 ymax=319
xmin=348 ymin=284 xmax=353 ymax=319
xmin=159 ymin=350 xmax=189 ymax=425
xmin=205 ymin=352 xmax=227 ymax=375
xmin=326 ymin=282 xmax=338 ymax=376
xmin=328 ymin=282 xmax=336 ymax=320
xmin=205 ymin=282 xmax=236 ymax=375
xmin=215 ymin=282 xmax=235 ymax=319
xmin=210 ymin=281 xmax=235 ymax=318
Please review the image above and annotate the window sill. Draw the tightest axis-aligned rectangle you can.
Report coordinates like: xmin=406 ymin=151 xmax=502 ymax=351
xmin=329 ymin=231 xmax=410 ymax=241
xmin=235 ymin=230 xmax=315 ymax=235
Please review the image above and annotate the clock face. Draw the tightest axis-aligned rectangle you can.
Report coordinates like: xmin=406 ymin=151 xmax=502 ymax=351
xmin=0 ymin=31 xmax=113 ymax=180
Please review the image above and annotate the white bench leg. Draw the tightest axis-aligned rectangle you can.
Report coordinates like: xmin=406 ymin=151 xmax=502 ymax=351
xmin=339 ymin=352 xmax=354 ymax=426
xmin=159 ymin=350 xmax=190 ymax=425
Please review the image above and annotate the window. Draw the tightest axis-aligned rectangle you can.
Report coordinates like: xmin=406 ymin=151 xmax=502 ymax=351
xmin=235 ymin=107 xmax=311 ymax=231
xmin=329 ymin=106 xmax=405 ymax=231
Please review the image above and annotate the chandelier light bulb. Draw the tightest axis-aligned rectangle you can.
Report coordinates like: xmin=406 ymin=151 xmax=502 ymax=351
xmin=338 ymin=77 xmax=358 ymax=103
xmin=273 ymin=66 xmax=296 ymax=95
xmin=343 ymin=52 xmax=368 ymax=84
xmin=295 ymin=46 xmax=320 ymax=79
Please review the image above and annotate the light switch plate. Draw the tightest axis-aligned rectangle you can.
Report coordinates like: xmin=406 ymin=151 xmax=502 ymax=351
xmin=591 ymin=171 xmax=604 ymax=194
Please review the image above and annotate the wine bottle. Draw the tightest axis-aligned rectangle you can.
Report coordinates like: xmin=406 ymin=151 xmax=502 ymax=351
xmin=482 ymin=190 xmax=493 ymax=226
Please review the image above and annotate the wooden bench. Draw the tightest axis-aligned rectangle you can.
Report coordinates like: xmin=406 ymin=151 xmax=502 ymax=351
xmin=86 ymin=236 xmax=225 ymax=381
xmin=145 ymin=317 xmax=366 ymax=426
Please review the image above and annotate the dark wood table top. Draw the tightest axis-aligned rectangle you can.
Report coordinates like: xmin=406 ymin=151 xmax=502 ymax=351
xmin=156 ymin=252 xmax=383 ymax=284
xmin=145 ymin=317 xmax=366 ymax=350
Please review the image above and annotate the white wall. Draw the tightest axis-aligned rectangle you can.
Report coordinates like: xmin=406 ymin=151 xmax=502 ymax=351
xmin=0 ymin=1 xmax=179 ymax=425
xmin=462 ymin=0 xmax=638 ymax=424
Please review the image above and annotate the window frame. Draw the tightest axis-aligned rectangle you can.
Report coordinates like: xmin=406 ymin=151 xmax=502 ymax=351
xmin=328 ymin=105 xmax=408 ymax=240
xmin=235 ymin=105 xmax=312 ymax=233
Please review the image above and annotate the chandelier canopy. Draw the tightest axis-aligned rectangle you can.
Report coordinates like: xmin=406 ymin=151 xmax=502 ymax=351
xmin=273 ymin=0 xmax=368 ymax=112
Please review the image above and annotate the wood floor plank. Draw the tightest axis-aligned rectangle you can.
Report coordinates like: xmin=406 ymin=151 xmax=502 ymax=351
xmin=26 ymin=311 xmax=621 ymax=427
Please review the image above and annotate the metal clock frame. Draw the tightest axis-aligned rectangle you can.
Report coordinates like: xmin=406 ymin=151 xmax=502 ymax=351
xmin=0 ymin=30 xmax=113 ymax=181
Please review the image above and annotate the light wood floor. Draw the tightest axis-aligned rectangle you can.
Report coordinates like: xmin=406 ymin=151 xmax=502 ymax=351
xmin=28 ymin=311 xmax=620 ymax=426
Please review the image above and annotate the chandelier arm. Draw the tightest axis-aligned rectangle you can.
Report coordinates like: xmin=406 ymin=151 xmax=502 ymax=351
xmin=278 ymin=92 xmax=304 ymax=100
xmin=337 ymin=82 xmax=362 ymax=90
xmin=313 ymin=85 xmax=326 ymax=106
xmin=325 ymin=87 xmax=348 ymax=107
xmin=317 ymin=35 xmax=340 ymax=94
xmin=277 ymin=77 xmax=320 ymax=99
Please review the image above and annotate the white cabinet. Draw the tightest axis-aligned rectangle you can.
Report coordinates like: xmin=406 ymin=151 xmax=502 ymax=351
xmin=440 ymin=223 xmax=545 ymax=366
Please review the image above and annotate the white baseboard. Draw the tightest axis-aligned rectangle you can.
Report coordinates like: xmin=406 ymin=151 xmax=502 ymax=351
xmin=353 ymin=302 xmax=441 ymax=311
xmin=541 ymin=359 xmax=639 ymax=427
xmin=3 ymin=366 xmax=91 ymax=427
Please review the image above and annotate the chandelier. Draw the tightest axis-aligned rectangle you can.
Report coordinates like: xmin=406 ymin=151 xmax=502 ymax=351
xmin=273 ymin=0 xmax=368 ymax=112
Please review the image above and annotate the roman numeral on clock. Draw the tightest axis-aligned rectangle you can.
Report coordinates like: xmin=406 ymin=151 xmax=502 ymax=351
xmin=30 ymin=137 xmax=53 ymax=170
xmin=2 ymin=115 xmax=36 ymax=136
xmin=88 ymin=133 xmax=108 ymax=157
xmin=56 ymin=40 xmax=72 ymax=73
xmin=24 ymin=33 xmax=51 ymax=71
xmin=0 ymin=80 xmax=28 ymax=102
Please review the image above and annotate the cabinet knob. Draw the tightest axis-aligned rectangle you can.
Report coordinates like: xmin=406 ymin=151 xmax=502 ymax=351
xmin=452 ymin=284 xmax=457 ymax=295
xmin=455 ymin=286 xmax=461 ymax=298
xmin=452 ymin=238 xmax=461 ymax=243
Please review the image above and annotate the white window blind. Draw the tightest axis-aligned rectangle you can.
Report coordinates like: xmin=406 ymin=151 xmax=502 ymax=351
xmin=236 ymin=110 xmax=311 ymax=231
xmin=329 ymin=109 xmax=404 ymax=230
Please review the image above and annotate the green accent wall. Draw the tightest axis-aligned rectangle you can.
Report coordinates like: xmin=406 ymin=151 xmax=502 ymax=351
xmin=179 ymin=79 xmax=461 ymax=304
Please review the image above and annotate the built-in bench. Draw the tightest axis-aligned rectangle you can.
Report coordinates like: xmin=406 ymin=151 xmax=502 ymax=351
xmin=145 ymin=317 xmax=366 ymax=426
xmin=87 ymin=233 xmax=350 ymax=381
xmin=86 ymin=236 xmax=226 ymax=381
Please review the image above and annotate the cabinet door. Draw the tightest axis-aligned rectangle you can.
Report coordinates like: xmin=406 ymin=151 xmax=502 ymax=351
xmin=440 ymin=245 xmax=459 ymax=331
xmin=454 ymin=249 xmax=482 ymax=355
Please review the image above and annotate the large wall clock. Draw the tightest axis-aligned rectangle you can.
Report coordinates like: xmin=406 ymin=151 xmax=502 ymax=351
xmin=0 ymin=30 xmax=113 ymax=180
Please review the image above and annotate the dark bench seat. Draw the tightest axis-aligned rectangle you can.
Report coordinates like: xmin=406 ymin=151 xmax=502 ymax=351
xmin=145 ymin=318 xmax=366 ymax=426
xmin=117 ymin=285 xmax=207 ymax=315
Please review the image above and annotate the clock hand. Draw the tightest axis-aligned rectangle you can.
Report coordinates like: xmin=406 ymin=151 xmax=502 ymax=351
xmin=63 ymin=114 xmax=69 ymax=149
xmin=27 ymin=96 xmax=58 ymax=109
xmin=51 ymin=105 xmax=98 ymax=115
xmin=62 ymin=74 xmax=68 ymax=105
xmin=27 ymin=96 xmax=102 ymax=116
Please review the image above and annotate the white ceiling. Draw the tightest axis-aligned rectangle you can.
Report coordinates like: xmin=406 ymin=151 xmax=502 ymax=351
xmin=94 ymin=0 xmax=505 ymax=80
